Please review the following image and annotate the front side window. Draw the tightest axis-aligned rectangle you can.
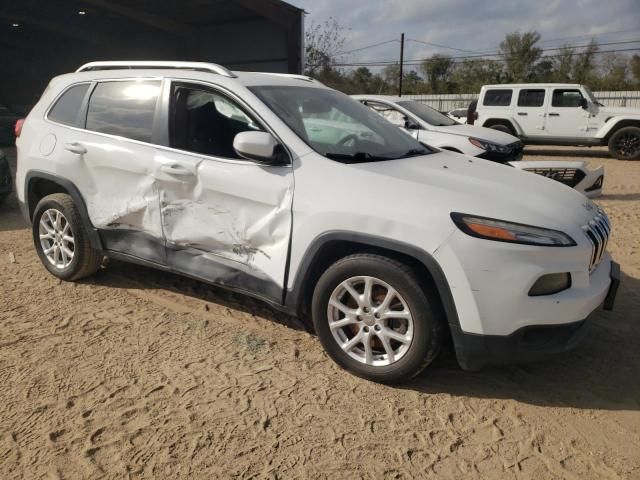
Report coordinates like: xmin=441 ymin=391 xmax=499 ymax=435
xmin=250 ymin=86 xmax=430 ymax=163
xmin=86 ymin=80 xmax=161 ymax=143
xmin=518 ymin=89 xmax=545 ymax=107
xmin=48 ymin=83 xmax=90 ymax=126
xmin=552 ymin=89 xmax=583 ymax=108
xmin=363 ymin=101 xmax=408 ymax=127
xmin=170 ymin=84 xmax=262 ymax=159
xmin=397 ymin=100 xmax=457 ymax=126
xmin=483 ymin=89 xmax=513 ymax=107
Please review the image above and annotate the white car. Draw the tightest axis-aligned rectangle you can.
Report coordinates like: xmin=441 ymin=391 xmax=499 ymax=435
xmin=447 ymin=107 xmax=468 ymax=124
xmin=16 ymin=61 xmax=619 ymax=382
xmin=353 ymin=95 xmax=525 ymax=164
xmin=475 ymin=83 xmax=640 ymax=160
xmin=355 ymin=95 xmax=604 ymax=197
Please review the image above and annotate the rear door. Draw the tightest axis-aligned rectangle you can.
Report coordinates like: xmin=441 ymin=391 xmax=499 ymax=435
xmin=62 ymin=79 xmax=166 ymax=263
xmin=514 ymin=88 xmax=547 ymax=137
xmin=545 ymin=88 xmax=590 ymax=138
xmin=154 ymin=80 xmax=294 ymax=303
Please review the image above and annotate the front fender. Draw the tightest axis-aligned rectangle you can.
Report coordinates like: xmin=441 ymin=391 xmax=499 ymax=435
xmin=595 ymin=115 xmax=640 ymax=138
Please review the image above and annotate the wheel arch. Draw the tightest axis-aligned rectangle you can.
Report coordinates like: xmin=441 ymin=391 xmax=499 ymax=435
xmin=600 ymin=119 xmax=640 ymax=142
xmin=482 ymin=118 xmax=520 ymax=136
xmin=284 ymin=231 xmax=460 ymax=332
xmin=25 ymin=170 xmax=103 ymax=250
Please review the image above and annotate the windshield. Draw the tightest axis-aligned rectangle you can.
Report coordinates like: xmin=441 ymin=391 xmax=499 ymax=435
xmin=582 ymin=86 xmax=603 ymax=106
xmin=249 ymin=86 xmax=431 ymax=163
xmin=397 ymin=101 xmax=457 ymax=127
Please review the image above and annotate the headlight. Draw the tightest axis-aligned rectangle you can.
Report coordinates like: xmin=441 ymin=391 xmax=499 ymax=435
xmin=469 ymin=138 xmax=511 ymax=154
xmin=451 ymin=213 xmax=576 ymax=246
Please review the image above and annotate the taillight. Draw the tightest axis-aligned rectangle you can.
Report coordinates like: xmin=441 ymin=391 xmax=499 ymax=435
xmin=14 ymin=119 xmax=25 ymax=138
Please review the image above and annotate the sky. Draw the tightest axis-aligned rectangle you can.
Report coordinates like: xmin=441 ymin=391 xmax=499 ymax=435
xmin=286 ymin=0 xmax=640 ymax=71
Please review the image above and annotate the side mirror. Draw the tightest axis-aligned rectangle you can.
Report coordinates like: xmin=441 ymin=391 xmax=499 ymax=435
xmin=233 ymin=131 xmax=288 ymax=165
xmin=579 ymin=98 xmax=589 ymax=109
xmin=404 ymin=117 xmax=420 ymax=130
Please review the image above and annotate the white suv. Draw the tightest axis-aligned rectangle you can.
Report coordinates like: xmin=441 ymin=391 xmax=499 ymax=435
xmin=16 ymin=62 xmax=620 ymax=382
xmin=476 ymin=83 xmax=640 ymax=160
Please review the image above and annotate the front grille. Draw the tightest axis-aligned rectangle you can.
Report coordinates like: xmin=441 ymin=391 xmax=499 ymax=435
xmin=582 ymin=209 xmax=611 ymax=272
xmin=523 ymin=167 xmax=586 ymax=187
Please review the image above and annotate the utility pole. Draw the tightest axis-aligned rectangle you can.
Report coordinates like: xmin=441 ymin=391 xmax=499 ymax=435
xmin=399 ymin=33 xmax=405 ymax=97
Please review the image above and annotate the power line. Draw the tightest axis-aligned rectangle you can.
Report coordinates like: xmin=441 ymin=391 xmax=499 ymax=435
xmin=331 ymin=39 xmax=399 ymax=57
xmin=405 ymin=38 xmax=481 ymax=54
xmin=336 ymin=40 xmax=640 ymax=67
xmin=333 ymin=47 xmax=640 ymax=68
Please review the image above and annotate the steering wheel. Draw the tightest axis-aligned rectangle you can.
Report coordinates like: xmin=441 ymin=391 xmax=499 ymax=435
xmin=337 ymin=133 xmax=359 ymax=147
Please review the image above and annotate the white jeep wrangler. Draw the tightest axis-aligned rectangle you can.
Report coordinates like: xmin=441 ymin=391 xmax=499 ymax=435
xmin=476 ymin=83 xmax=640 ymax=160
xmin=15 ymin=62 xmax=619 ymax=383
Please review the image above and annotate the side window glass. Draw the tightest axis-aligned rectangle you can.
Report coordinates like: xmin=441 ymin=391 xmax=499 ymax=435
xmin=364 ymin=101 xmax=407 ymax=127
xmin=483 ymin=89 xmax=513 ymax=106
xmin=48 ymin=83 xmax=90 ymax=126
xmin=86 ymin=80 xmax=161 ymax=143
xmin=552 ymin=89 xmax=583 ymax=108
xmin=517 ymin=89 xmax=545 ymax=107
xmin=170 ymin=84 xmax=262 ymax=159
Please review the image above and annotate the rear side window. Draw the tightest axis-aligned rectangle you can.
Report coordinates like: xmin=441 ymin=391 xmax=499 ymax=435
xmin=86 ymin=80 xmax=161 ymax=143
xmin=483 ymin=89 xmax=513 ymax=106
xmin=518 ymin=89 xmax=545 ymax=107
xmin=552 ymin=89 xmax=583 ymax=107
xmin=48 ymin=84 xmax=90 ymax=126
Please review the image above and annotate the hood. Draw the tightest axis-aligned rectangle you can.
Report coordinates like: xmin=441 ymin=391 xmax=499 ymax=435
xmin=597 ymin=106 xmax=640 ymax=118
xmin=348 ymin=150 xmax=597 ymax=235
xmin=429 ymin=123 xmax=519 ymax=145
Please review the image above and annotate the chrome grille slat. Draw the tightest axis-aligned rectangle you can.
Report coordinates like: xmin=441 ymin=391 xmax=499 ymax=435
xmin=583 ymin=210 xmax=611 ymax=272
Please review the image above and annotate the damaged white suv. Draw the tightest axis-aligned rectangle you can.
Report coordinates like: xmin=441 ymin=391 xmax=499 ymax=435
xmin=16 ymin=62 xmax=619 ymax=383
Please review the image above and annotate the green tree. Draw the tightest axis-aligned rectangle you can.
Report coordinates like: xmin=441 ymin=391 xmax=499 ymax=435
xmin=402 ymin=70 xmax=425 ymax=94
xmin=452 ymin=59 xmax=503 ymax=93
xmin=500 ymin=31 xmax=542 ymax=82
xmin=572 ymin=39 xmax=599 ymax=84
xmin=553 ymin=46 xmax=575 ymax=82
xmin=421 ymin=54 xmax=455 ymax=93
xmin=597 ymin=53 xmax=631 ymax=90
xmin=350 ymin=67 xmax=373 ymax=93
xmin=630 ymin=54 xmax=640 ymax=86
xmin=304 ymin=18 xmax=347 ymax=77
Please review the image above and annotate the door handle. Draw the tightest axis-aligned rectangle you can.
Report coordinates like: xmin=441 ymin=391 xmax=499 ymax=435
xmin=64 ymin=142 xmax=87 ymax=154
xmin=161 ymin=164 xmax=195 ymax=176
xmin=517 ymin=112 xmax=528 ymax=116
xmin=548 ymin=113 xmax=560 ymax=117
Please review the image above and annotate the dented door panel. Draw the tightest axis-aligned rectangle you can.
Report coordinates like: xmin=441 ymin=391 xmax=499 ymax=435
xmin=155 ymin=150 xmax=294 ymax=302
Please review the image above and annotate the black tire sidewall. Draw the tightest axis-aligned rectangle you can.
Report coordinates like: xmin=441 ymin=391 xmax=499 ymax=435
xmin=32 ymin=195 xmax=84 ymax=280
xmin=608 ymin=127 xmax=640 ymax=160
xmin=312 ymin=256 xmax=441 ymax=383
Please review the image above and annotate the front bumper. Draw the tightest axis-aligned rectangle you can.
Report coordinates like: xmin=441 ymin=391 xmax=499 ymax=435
xmin=451 ymin=260 xmax=619 ymax=371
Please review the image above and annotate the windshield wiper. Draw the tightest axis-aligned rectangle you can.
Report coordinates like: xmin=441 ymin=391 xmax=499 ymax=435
xmin=325 ymin=152 xmax=390 ymax=162
xmin=399 ymin=148 xmax=430 ymax=158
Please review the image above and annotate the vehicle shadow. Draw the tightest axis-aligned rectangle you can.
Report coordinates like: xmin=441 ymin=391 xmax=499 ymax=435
xmin=88 ymin=257 xmax=640 ymax=411
xmin=524 ymin=148 xmax=610 ymax=159
xmin=0 ymin=196 xmax=28 ymax=232
xmin=83 ymin=259 xmax=308 ymax=333
xmin=407 ymin=270 xmax=640 ymax=412
xmin=599 ymin=193 xmax=640 ymax=201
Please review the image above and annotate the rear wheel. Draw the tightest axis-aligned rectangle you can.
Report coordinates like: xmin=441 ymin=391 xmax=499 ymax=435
xmin=608 ymin=126 xmax=640 ymax=160
xmin=312 ymin=254 xmax=444 ymax=383
xmin=32 ymin=193 xmax=103 ymax=281
xmin=489 ymin=123 xmax=515 ymax=136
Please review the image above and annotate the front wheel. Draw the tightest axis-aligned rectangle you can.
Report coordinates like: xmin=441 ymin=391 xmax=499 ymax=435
xmin=312 ymin=254 xmax=444 ymax=383
xmin=608 ymin=126 xmax=640 ymax=160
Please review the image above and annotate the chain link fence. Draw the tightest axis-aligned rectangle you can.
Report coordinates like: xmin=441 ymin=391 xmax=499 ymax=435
xmin=402 ymin=91 xmax=640 ymax=113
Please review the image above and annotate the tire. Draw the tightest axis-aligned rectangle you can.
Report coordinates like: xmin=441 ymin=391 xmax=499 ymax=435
xmin=311 ymin=253 xmax=444 ymax=383
xmin=608 ymin=126 xmax=640 ymax=160
xmin=32 ymin=193 xmax=103 ymax=281
xmin=489 ymin=123 xmax=514 ymax=135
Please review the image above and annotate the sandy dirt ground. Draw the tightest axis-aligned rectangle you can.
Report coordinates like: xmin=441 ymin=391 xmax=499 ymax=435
xmin=0 ymin=146 xmax=639 ymax=479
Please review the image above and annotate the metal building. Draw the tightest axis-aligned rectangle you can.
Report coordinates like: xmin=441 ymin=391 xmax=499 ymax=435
xmin=0 ymin=0 xmax=305 ymax=111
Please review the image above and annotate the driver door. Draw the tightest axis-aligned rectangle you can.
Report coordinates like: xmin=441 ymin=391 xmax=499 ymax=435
xmin=545 ymin=89 xmax=590 ymax=138
xmin=155 ymin=81 xmax=294 ymax=303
